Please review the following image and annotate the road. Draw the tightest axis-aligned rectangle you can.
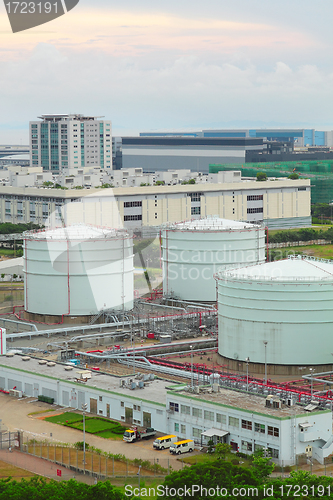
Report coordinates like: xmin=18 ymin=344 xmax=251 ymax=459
xmin=0 ymin=394 xmax=188 ymax=470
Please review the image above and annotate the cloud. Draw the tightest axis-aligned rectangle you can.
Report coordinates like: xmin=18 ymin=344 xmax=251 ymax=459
xmin=0 ymin=43 xmax=333 ymax=139
xmin=0 ymin=1 xmax=333 ymax=139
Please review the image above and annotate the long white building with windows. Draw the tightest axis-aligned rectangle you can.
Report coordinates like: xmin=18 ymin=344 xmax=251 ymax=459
xmin=0 ymin=355 xmax=332 ymax=466
xmin=29 ymin=114 xmax=112 ymax=172
xmin=0 ymin=177 xmax=311 ymax=229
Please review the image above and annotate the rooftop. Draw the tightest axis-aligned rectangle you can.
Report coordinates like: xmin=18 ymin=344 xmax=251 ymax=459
xmin=172 ymin=385 xmax=323 ymax=418
xmin=24 ymin=224 xmax=129 ymax=241
xmin=215 ymin=256 xmax=333 ymax=282
xmin=164 ymin=217 xmax=261 ymax=231
xmin=0 ymin=355 xmax=169 ymax=405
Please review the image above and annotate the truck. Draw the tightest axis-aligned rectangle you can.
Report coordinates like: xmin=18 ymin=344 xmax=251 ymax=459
xmin=123 ymin=426 xmax=156 ymax=443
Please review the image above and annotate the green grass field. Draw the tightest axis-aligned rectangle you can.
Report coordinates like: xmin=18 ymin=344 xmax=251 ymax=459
xmin=45 ymin=412 xmax=126 ymax=439
xmin=45 ymin=412 xmax=82 ymax=425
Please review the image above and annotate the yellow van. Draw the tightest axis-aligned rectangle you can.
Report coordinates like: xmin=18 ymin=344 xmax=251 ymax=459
xmin=153 ymin=434 xmax=178 ymax=450
xmin=169 ymin=439 xmax=194 ymax=455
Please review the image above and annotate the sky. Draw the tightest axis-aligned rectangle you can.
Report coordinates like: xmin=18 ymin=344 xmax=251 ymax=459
xmin=1 ymin=0 xmax=333 ymax=143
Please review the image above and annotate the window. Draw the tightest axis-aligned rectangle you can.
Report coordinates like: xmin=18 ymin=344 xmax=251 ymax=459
xmin=241 ymin=419 xmax=252 ymax=430
xmin=181 ymin=424 xmax=186 ymax=434
xmin=181 ymin=405 xmax=190 ymax=415
xmin=99 ymin=396 xmax=103 ymax=402
xmin=189 ymin=192 xmax=202 ymax=202
xmin=247 ymin=195 xmax=263 ymax=201
xmin=121 ymin=401 xmax=124 ymax=407
xmin=254 ymin=444 xmax=264 ymax=452
xmin=204 ymin=410 xmax=214 ymax=421
xmin=192 ymin=407 xmax=202 ymax=418
xmin=174 ymin=423 xmax=179 ymax=432
xmin=192 ymin=427 xmax=202 ymax=438
xmin=267 ymin=447 xmax=279 ymax=459
xmin=229 ymin=416 xmax=239 ymax=428
xmin=255 ymin=423 xmax=265 ymax=434
xmin=169 ymin=402 xmax=179 ymax=412
xmin=191 ymin=206 xmax=201 ymax=215
xmin=124 ymin=215 xmax=142 ymax=221
xmin=267 ymin=426 xmax=279 ymax=437
xmin=298 ymin=187 xmax=306 ymax=191
xmin=247 ymin=207 xmax=263 ymax=214
xmin=216 ymin=413 xmax=226 ymax=425
xmin=241 ymin=440 xmax=253 ymax=452
xmin=124 ymin=201 xmax=142 ymax=208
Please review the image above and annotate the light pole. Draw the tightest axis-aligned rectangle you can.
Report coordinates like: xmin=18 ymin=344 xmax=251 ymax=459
xmin=263 ymin=341 xmax=268 ymax=385
xmin=190 ymin=345 xmax=193 ymax=390
xmin=82 ymin=403 xmax=88 ymax=464
xmin=245 ymin=357 xmax=250 ymax=392
xmin=309 ymin=368 xmax=315 ymax=398
xmin=137 ymin=465 xmax=142 ymax=497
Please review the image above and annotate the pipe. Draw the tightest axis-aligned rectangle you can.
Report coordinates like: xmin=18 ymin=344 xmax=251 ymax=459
xmin=137 ymin=301 xmax=186 ymax=312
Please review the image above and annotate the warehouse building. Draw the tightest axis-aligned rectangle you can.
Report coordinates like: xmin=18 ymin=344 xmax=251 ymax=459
xmin=0 ymin=177 xmax=311 ymax=229
xmin=0 ymin=355 xmax=332 ymax=466
xmin=122 ymin=137 xmax=265 ymax=173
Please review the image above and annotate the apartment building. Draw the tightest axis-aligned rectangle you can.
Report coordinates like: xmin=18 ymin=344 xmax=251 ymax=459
xmin=29 ymin=114 xmax=112 ymax=172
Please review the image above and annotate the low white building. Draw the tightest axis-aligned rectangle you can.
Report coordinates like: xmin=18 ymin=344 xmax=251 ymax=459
xmin=0 ymin=355 xmax=332 ymax=466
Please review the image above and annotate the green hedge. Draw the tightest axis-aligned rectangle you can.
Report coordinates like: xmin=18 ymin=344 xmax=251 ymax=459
xmin=38 ymin=395 xmax=54 ymax=404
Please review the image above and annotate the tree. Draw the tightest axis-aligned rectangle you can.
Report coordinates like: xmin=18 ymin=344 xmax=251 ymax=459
xmin=256 ymin=172 xmax=267 ymax=182
xmin=207 ymin=439 xmax=214 ymax=454
xmin=288 ymin=172 xmax=299 ymax=180
xmin=215 ymin=442 xmax=232 ymax=460
xmin=251 ymin=449 xmax=275 ymax=480
xmin=162 ymin=461 xmax=259 ymax=500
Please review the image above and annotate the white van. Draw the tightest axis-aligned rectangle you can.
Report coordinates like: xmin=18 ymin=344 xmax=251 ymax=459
xmin=153 ymin=435 xmax=178 ymax=450
xmin=169 ymin=439 xmax=194 ymax=455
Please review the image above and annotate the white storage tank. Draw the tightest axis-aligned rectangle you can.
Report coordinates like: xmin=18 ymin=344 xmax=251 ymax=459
xmin=215 ymin=256 xmax=333 ymax=366
xmin=23 ymin=224 xmax=134 ymax=316
xmin=161 ymin=218 xmax=265 ymax=301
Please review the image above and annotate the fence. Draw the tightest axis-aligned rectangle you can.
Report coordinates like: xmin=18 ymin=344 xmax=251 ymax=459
xmin=0 ymin=431 xmax=15 ymax=450
xmin=18 ymin=434 xmax=174 ymax=479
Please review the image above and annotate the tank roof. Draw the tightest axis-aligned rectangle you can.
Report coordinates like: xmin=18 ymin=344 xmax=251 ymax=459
xmin=25 ymin=224 xmax=129 ymax=240
xmin=215 ymin=256 xmax=333 ymax=282
xmin=164 ymin=217 xmax=261 ymax=231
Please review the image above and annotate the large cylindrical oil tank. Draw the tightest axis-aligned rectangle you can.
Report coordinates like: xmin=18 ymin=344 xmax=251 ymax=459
xmin=23 ymin=224 xmax=133 ymax=316
xmin=161 ymin=218 xmax=265 ymax=301
xmin=215 ymin=256 xmax=333 ymax=366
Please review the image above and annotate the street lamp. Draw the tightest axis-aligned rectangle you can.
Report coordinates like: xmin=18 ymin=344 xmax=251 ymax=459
xmin=263 ymin=341 xmax=268 ymax=385
xmin=309 ymin=368 xmax=315 ymax=398
xmin=82 ymin=403 xmax=88 ymax=464
xmin=245 ymin=357 xmax=250 ymax=392
xmin=190 ymin=345 xmax=193 ymax=390
xmin=137 ymin=465 xmax=142 ymax=497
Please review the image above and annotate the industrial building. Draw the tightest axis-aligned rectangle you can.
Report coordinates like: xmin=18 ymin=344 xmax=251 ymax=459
xmin=0 ymin=178 xmax=311 ymax=230
xmin=161 ymin=218 xmax=265 ymax=301
xmin=210 ymin=160 xmax=333 ymax=204
xmin=29 ymin=114 xmax=112 ymax=172
xmin=23 ymin=224 xmax=134 ymax=321
xmin=140 ymin=128 xmax=333 ymax=147
xmin=122 ymin=136 xmax=265 ymax=173
xmin=215 ymin=256 xmax=333 ymax=375
xmin=0 ymin=354 xmax=332 ymax=466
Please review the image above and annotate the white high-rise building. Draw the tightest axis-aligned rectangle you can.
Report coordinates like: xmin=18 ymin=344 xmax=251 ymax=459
xmin=30 ymin=114 xmax=112 ymax=172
